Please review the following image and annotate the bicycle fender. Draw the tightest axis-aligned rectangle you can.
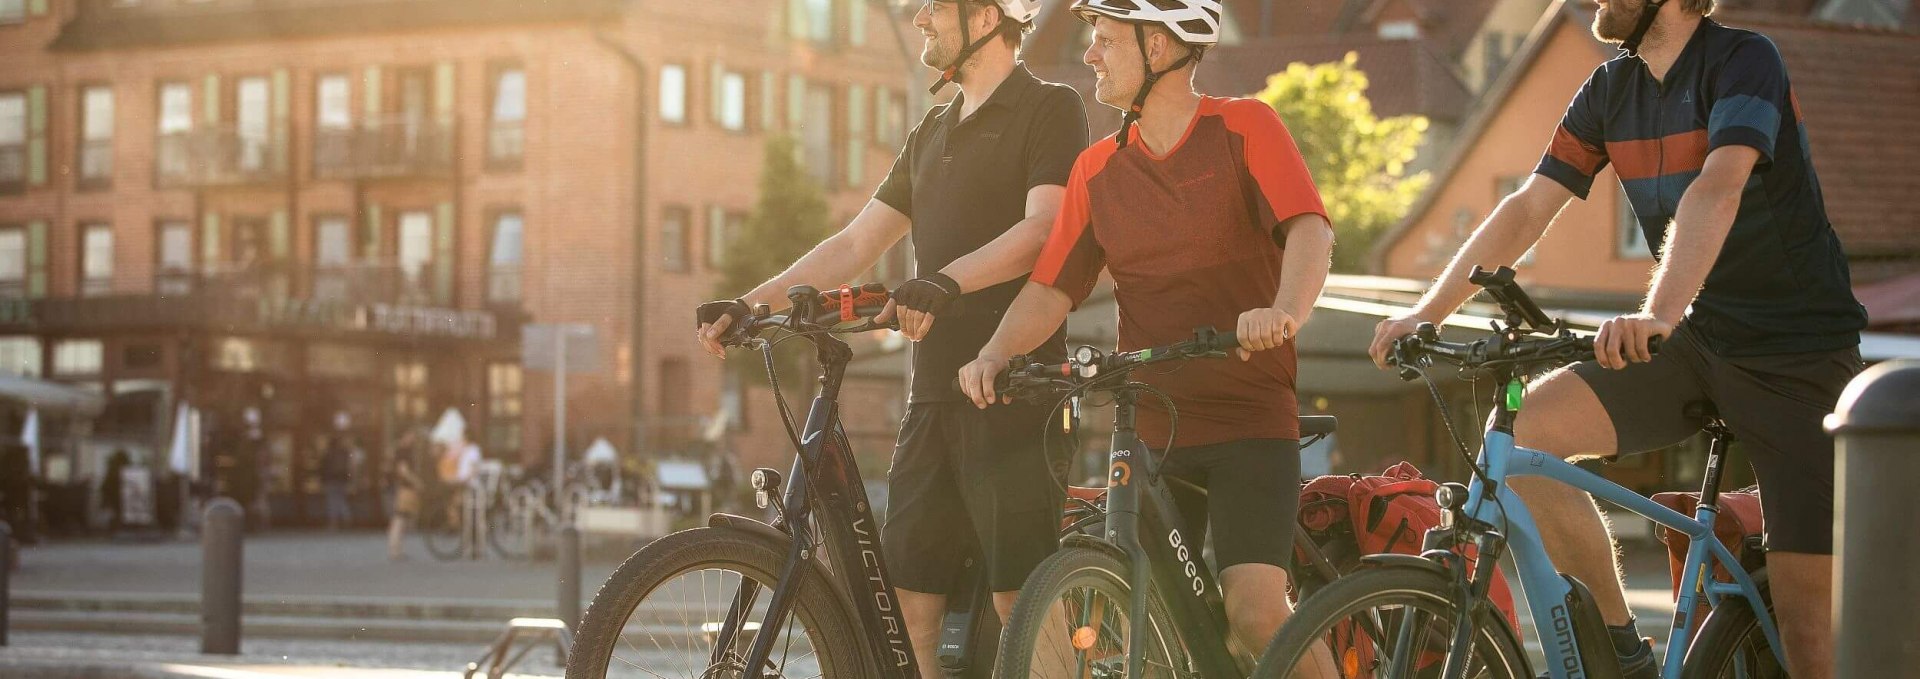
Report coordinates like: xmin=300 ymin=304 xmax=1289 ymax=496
xmin=1060 ymin=533 xmax=1129 ymax=562
xmin=1358 ymin=553 xmax=1449 ymax=575
xmin=708 ymin=512 xmax=789 ymax=538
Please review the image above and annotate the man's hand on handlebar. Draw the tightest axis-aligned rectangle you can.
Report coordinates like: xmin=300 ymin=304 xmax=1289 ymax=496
xmin=1595 ymin=312 xmax=1671 ymax=370
xmin=1234 ymin=307 xmax=1297 ymax=361
xmin=957 ymin=351 xmax=1013 ymax=410
xmin=696 ymin=299 xmax=751 ymax=359
xmin=1370 ymin=313 xmax=1436 ymax=370
xmin=889 ymin=272 xmax=961 ymax=342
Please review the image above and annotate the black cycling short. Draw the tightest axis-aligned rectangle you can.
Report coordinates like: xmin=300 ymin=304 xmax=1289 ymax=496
xmin=881 ymin=401 xmax=1069 ymax=593
xmin=1571 ymin=324 xmax=1863 ymax=554
xmin=1160 ymin=438 xmax=1301 ymax=572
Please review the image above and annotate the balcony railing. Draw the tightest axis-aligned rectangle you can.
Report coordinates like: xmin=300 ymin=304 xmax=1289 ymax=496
xmin=313 ymin=116 xmax=453 ymax=180
xmin=163 ymin=261 xmax=440 ymax=307
xmin=155 ymin=123 xmax=288 ymax=188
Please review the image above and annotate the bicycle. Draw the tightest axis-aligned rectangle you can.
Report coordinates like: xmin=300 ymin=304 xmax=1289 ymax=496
xmin=1254 ymin=266 xmax=1784 ymax=679
xmin=566 ymin=283 xmax=1015 ymax=679
xmin=422 ymin=463 xmax=502 ymax=561
xmin=490 ymin=472 xmax=591 ymax=560
xmin=987 ymin=327 xmax=1339 ymax=678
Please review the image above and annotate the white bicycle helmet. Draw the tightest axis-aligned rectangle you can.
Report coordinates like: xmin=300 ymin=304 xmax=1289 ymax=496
xmin=928 ymin=0 xmax=1048 ymax=93
xmin=1070 ymin=0 xmax=1223 ymax=46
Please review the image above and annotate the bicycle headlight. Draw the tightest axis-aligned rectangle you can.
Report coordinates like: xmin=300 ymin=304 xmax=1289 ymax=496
xmin=1074 ymin=345 xmax=1098 ymax=365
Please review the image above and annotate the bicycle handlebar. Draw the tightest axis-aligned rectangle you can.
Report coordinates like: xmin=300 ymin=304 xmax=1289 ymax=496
xmin=698 ymin=283 xmax=898 ymax=348
xmin=1388 ymin=322 xmax=1660 ymax=381
xmin=963 ymin=327 xmax=1240 ymax=399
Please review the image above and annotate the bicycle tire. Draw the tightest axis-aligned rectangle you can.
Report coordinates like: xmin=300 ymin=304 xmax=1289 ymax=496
xmin=566 ymin=526 xmax=869 ymax=679
xmin=994 ymin=546 xmax=1191 ymax=679
xmin=487 ymin=487 xmax=539 ymax=560
xmin=420 ymin=491 xmax=470 ymax=561
xmin=1253 ymin=565 xmax=1528 ymax=679
xmin=1680 ymin=574 xmax=1785 ymax=679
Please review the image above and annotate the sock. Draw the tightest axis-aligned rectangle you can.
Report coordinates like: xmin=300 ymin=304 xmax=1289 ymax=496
xmin=1608 ymin=619 xmax=1647 ymax=656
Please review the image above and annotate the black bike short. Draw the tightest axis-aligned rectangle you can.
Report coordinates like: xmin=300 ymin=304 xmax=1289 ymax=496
xmin=1160 ymin=438 xmax=1302 ymax=572
xmin=1570 ymin=324 xmax=1863 ymax=554
xmin=881 ymin=401 xmax=1069 ymax=593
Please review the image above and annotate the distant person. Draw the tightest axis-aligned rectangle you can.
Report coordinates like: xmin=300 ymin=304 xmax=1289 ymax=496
xmin=387 ymin=448 xmax=422 ymax=561
xmin=100 ymin=449 xmax=131 ymax=532
xmin=320 ymin=425 xmax=354 ymax=531
xmin=0 ymin=440 xmax=33 ymax=542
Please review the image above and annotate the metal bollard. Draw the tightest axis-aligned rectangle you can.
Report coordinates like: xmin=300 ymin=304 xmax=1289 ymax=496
xmin=1 ymin=521 xmax=11 ymax=647
xmin=1826 ymin=360 xmax=1920 ymax=678
xmin=202 ymin=498 xmax=245 ymax=655
xmin=557 ymin=525 xmax=582 ymax=666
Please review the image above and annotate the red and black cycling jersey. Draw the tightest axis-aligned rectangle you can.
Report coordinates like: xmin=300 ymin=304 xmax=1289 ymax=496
xmin=1032 ymin=96 xmax=1326 ymax=447
xmin=1535 ymin=18 xmax=1865 ymax=356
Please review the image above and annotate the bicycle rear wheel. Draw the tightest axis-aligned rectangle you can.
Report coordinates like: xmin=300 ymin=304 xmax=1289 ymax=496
xmin=421 ymin=490 xmax=470 ymax=561
xmin=566 ymin=526 xmax=867 ymax=679
xmin=994 ymin=546 xmax=1191 ymax=679
xmin=1253 ymin=565 xmax=1527 ymax=679
xmin=1680 ymin=575 xmax=1785 ymax=679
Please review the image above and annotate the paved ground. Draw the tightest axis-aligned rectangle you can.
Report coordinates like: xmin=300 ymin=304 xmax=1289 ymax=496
xmin=11 ymin=530 xmax=626 ymax=602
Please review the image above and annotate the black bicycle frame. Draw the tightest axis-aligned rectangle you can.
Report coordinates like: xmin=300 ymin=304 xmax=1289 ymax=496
xmin=716 ymin=333 xmax=924 ymax=678
xmin=1105 ymin=390 xmax=1243 ymax=677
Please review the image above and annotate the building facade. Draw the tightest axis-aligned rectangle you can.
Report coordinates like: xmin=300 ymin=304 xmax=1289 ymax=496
xmin=0 ymin=0 xmax=921 ymax=523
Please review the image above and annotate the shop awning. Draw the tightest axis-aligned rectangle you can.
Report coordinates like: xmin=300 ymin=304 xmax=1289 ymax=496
xmin=0 ymin=375 xmax=106 ymax=416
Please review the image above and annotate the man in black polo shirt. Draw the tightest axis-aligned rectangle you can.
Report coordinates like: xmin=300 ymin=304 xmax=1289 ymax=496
xmin=696 ymin=0 xmax=1086 ymax=675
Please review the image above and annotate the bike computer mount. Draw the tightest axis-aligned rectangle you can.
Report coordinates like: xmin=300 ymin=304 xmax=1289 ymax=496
xmin=1468 ymin=265 xmax=1561 ymax=337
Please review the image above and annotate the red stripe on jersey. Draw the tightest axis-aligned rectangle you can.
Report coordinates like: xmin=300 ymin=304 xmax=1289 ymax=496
xmin=1548 ymin=125 xmax=1608 ymax=176
xmin=1606 ymin=129 xmax=1709 ymax=181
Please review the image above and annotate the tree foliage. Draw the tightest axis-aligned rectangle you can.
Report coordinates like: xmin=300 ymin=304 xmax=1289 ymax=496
xmin=1253 ymin=52 xmax=1431 ymax=273
xmin=715 ymin=136 xmax=840 ymax=395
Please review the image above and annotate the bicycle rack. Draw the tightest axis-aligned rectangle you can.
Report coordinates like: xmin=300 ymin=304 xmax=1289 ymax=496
xmin=464 ymin=617 xmax=572 ymax=679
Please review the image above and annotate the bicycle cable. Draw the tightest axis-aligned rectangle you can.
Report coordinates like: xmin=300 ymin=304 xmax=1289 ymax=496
xmin=1418 ymin=365 xmax=1511 ymax=539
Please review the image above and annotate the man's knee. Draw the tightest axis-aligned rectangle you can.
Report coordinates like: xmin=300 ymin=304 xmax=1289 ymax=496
xmin=1510 ymin=368 xmax=1618 ymax=458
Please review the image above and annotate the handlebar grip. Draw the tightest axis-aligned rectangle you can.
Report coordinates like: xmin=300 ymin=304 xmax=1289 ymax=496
xmin=1212 ymin=330 xmax=1238 ymax=352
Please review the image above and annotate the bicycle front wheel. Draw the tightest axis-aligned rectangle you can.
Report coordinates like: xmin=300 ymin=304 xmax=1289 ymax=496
xmin=566 ymin=526 xmax=867 ymax=679
xmin=1253 ymin=565 xmax=1528 ymax=679
xmin=1680 ymin=574 xmax=1785 ymax=679
xmin=995 ymin=546 xmax=1190 ymax=679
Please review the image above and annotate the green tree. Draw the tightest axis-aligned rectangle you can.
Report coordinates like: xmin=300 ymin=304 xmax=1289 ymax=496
xmin=716 ymin=136 xmax=839 ymax=395
xmin=1253 ymin=52 xmax=1431 ymax=273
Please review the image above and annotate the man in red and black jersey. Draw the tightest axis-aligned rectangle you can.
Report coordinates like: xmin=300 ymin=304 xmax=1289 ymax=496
xmin=957 ymin=0 xmax=1336 ymax=664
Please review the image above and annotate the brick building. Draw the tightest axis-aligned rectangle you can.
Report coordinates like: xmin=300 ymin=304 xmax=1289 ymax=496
xmin=0 ymin=0 xmax=922 ymax=522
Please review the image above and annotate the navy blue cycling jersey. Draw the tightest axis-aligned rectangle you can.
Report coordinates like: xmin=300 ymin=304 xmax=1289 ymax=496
xmin=1534 ymin=18 xmax=1866 ymax=356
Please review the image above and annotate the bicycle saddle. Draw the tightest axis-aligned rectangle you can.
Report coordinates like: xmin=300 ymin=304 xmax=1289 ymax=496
xmin=1300 ymin=416 xmax=1338 ymax=437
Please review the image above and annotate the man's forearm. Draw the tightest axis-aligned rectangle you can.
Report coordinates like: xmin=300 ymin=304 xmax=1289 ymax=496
xmin=940 ymin=213 xmax=1052 ymax=293
xmin=743 ymin=233 xmax=894 ymax=308
xmin=979 ymin=282 xmax=1073 ymax=358
xmin=1645 ymin=184 xmax=1740 ymax=323
xmin=1413 ymin=185 xmax=1561 ymax=319
xmin=1273 ymin=215 xmax=1334 ymax=326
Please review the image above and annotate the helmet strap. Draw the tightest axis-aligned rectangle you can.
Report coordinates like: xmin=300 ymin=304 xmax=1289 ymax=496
xmin=928 ymin=4 xmax=1004 ymax=94
xmin=1115 ymin=22 xmax=1193 ymax=150
xmin=1620 ymin=0 xmax=1669 ymax=57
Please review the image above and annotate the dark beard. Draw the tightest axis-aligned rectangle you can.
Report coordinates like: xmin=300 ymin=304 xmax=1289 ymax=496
xmin=1592 ymin=1 xmax=1643 ymax=43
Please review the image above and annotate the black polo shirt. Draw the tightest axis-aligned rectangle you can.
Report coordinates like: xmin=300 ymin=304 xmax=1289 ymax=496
xmin=874 ymin=64 xmax=1088 ymax=403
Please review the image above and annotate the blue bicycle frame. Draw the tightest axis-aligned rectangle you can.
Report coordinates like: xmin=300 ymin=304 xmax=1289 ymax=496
xmin=1457 ymin=429 xmax=1787 ymax=678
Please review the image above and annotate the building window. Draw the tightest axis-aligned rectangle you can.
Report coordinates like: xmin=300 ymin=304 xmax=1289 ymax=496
xmin=1378 ymin=20 xmax=1420 ymax=40
xmin=81 ymin=224 xmax=113 ymax=296
xmin=799 ymin=82 xmax=834 ymax=187
xmin=157 ymin=82 xmax=193 ymax=178
xmin=317 ymin=74 xmax=351 ymax=129
xmin=874 ymin=89 xmax=905 ymax=148
xmin=659 ymin=65 xmax=688 ymax=125
xmin=1618 ymin=183 xmax=1652 ymax=259
xmin=156 ymin=220 xmax=194 ymax=295
xmin=661 ymin=206 xmax=690 ymax=273
xmin=489 ymin=66 xmax=526 ymax=166
xmin=0 ymin=92 xmax=24 ymax=189
xmin=657 ymin=358 xmax=692 ymax=447
xmin=0 ymin=337 xmax=41 ymax=378
xmin=78 ymin=86 xmax=114 ymax=188
xmin=312 ymin=216 xmax=353 ymax=301
xmin=845 ymin=85 xmax=865 ymax=188
xmin=393 ymin=360 xmax=429 ymax=425
xmin=53 ymin=340 xmax=103 ymax=376
xmin=236 ymin=76 xmax=272 ymax=173
xmin=486 ymin=362 xmax=522 ymax=457
xmin=0 ymin=0 xmax=24 ymax=23
xmin=0 ymin=227 xmax=23 ymax=297
xmin=705 ymin=206 xmax=743 ymax=270
xmin=488 ymin=211 xmax=523 ymax=303
xmin=397 ymin=210 xmax=434 ymax=302
xmin=760 ymin=72 xmax=780 ymax=132
xmin=802 ymin=0 xmax=833 ymax=45
xmin=716 ymin=70 xmax=747 ymax=132
xmin=122 ymin=343 xmax=162 ymax=371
